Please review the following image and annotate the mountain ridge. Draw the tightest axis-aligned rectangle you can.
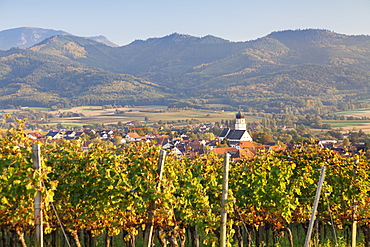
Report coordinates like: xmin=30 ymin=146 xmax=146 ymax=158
xmin=0 ymin=27 xmax=118 ymax=50
xmin=1 ymin=28 xmax=370 ymax=113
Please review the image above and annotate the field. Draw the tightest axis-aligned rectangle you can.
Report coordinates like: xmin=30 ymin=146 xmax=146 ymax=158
xmin=322 ymin=120 xmax=370 ymax=133
xmin=328 ymin=108 xmax=370 ymax=132
xmin=3 ymin=105 xmax=370 ymax=131
xmin=334 ymin=108 xmax=370 ymax=117
xmin=45 ymin=106 xmax=370 ymax=132
xmin=11 ymin=105 xmax=261 ymax=127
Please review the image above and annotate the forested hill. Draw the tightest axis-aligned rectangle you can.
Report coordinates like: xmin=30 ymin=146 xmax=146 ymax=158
xmin=1 ymin=28 xmax=370 ymax=112
xmin=0 ymin=48 xmax=167 ymax=108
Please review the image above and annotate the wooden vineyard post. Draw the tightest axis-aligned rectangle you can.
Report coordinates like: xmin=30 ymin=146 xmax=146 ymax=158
xmin=144 ymin=150 xmax=166 ymax=247
xmin=304 ymin=166 xmax=326 ymax=247
xmin=220 ymin=153 xmax=230 ymax=247
xmin=352 ymin=208 xmax=357 ymax=247
xmin=352 ymin=160 xmax=359 ymax=247
xmin=33 ymin=143 xmax=43 ymax=247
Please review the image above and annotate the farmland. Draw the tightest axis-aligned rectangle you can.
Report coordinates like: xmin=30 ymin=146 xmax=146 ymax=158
xmin=2 ymin=105 xmax=260 ymax=127
xmin=334 ymin=108 xmax=370 ymax=117
xmin=324 ymin=108 xmax=370 ymax=132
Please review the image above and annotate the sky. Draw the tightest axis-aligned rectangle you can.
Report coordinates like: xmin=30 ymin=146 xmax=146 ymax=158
xmin=0 ymin=0 xmax=370 ymax=46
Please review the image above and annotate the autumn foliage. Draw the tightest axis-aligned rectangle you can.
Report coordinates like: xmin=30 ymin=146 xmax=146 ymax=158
xmin=1 ymin=120 xmax=370 ymax=246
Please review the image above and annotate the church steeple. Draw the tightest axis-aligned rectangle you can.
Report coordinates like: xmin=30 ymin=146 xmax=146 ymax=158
xmin=235 ymin=111 xmax=246 ymax=130
xmin=218 ymin=111 xmax=253 ymax=144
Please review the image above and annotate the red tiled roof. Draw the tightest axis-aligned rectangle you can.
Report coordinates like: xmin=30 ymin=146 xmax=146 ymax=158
xmin=211 ymin=147 xmax=238 ymax=155
xmin=236 ymin=141 xmax=254 ymax=148
xmin=127 ymin=132 xmax=141 ymax=138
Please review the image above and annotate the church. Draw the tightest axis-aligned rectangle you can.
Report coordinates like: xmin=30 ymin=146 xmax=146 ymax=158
xmin=219 ymin=111 xmax=253 ymax=147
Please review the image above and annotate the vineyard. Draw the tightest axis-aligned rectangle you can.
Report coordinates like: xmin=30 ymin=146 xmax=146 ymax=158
xmin=1 ymin=119 xmax=370 ymax=247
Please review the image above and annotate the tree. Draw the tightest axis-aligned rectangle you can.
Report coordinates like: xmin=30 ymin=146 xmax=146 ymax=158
xmin=343 ymin=138 xmax=350 ymax=147
xmin=279 ymin=134 xmax=293 ymax=143
xmin=188 ymin=133 xmax=198 ymax=140
xmin=199 ymin=132 xmax=215 ymax=140
xmin=113 ymin=136 xmax=124 ymax=145
xmin=56 ymin=123 xmax=64 ymax=129
xmin=50 ymin=105 xmax=59 ymax=111
xmin=252 ymin=131 xmax=274 ymax=144
xmin=209 ymin=126 xmax=222 ymax=136
xmin=136 ymin=129 xmax=145 ymax=136
xmin=349 ymin=131 xmax=360 ymax=144
xmin=364 ymin=141 xmax=370 ymax=153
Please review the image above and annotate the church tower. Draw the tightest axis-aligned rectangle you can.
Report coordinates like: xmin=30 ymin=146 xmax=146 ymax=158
xmin=235 ymin=111 xmax=247 ymax=130
xmin=219 ymin=111 xmax=253 ymax=144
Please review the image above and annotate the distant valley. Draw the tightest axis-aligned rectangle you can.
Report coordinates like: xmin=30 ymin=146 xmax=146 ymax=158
xmin=1 ymin=27 xmax=370 ymax=115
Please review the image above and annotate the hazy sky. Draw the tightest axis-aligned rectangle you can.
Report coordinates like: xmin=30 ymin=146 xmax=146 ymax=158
xmin=1 ymin=0 xmax=369 ymax=46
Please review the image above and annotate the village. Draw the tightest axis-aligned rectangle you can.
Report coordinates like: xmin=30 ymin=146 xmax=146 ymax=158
xmin=25 ymin=111 xmax=369 ymax=160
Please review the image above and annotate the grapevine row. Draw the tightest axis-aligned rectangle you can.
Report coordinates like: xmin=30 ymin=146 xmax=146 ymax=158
xmin=1 ymin=121 xmax=370 ymax=246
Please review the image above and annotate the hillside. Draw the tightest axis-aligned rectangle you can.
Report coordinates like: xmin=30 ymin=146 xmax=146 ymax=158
xmin=0 ymin=48 xmax=166 ymax=108
xmin=0 ymin=27 xmax=118 ymax=50
xmin=1 ymin=28 xmax=370 ymax=113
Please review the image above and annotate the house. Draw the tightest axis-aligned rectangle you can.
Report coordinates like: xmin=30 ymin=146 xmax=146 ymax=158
xmin=64 ymin=131 xmax=76 ymax=138
xmin=162 ymin=144 xmax=183 ymax=156
xmin=180 ymin=134 xmax=189 ymax=140
xmin=189 ymin=140 xmax=207 ymax=155
xmin=219 ymin=111 xmax=253 ymax=147
xmin=74 ymin=131 xmax=85 ymax=138
xmin=125 ymin=121 xmax=135 ymax=126
xmin=45 ymin=131 xmax=63 ymax=139
xmin=162 ymin=142 xmax=174 ymax=149
xmin=318 ymin=140 xmax=338 ymax=146
xmin=170 ymin=147 xmax=183 ymax=156
xmin=28 ymin=132 xmax=43 ymax=140
xmin=199 ymin=125 xmax=210 ymax=132
xmin=96 ymin=130 xmax=113 ymax=139
xmin=235 ymin=141 xmax=255 ymax=149
xmin=152 ymin=136 xmax=170 ymax=146
xmin=211 ymin=147 xmax=239 ymax=156
xmin=238 ymin=148 xmax=255 ymax=159
xmin=125 ymin=132 xmax=142 ymax=141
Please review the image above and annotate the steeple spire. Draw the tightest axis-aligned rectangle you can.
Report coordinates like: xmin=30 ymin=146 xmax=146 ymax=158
xmin=235 ymin=111 xmax=246 ymax=130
